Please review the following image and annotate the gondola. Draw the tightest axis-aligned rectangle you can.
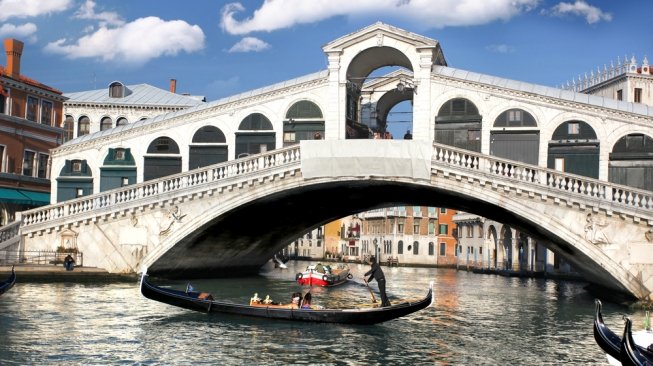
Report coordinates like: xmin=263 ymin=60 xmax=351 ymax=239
xmin=140 ymin=273 xmax=432 ymax=324
xmin=621 ymin=317 xmax=653 ymax=366
xmin=594 ymin=299 xmax=653 ymax=364
xmin=0 ymin=265 xmax=16 ymax=296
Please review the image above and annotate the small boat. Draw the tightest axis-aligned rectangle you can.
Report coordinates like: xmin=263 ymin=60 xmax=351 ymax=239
xmin=594 ymin=299 xmax=653 ymax=365
xmin=621 ymin=317 xmax=653 ymax=366
xmin=0 ymin=266 xmax=16 ymax=296
xmin=140 ymin=272 xmax=433 ymax=324
xmin=295 ymin=263 xmax=352 ymax=287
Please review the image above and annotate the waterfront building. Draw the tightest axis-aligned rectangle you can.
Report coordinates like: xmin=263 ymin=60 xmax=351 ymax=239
xmin=0 ymin=39 xmax=66 ymax=225
xmin=354 ymin=206 xmax=457 ymax=266
xmin=286 ymin=226 xmax=325 ymax=259
xmin=62 ymin=79 xmax=205 ymax=142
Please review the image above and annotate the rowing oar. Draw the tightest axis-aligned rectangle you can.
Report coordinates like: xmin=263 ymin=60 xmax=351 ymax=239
xmin=363 ymin=279 xmax=377 ymax=303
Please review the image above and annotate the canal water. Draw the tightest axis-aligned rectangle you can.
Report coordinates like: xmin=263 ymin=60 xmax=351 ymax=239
xmin=0 ymin=260 xmax=646 ymax=365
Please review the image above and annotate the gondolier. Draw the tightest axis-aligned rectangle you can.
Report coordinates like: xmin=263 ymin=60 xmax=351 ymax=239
xmin=364 ymin=256 xmax=390 ymax=307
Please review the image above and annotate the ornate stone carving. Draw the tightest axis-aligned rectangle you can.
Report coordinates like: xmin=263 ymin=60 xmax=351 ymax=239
xmin=159 ymin=205 xmax=187 ymax=236
xmin=645 ymin=228 xmax=653 ymax=243
xmin=584 ymin=213 xmax=610 ymax=244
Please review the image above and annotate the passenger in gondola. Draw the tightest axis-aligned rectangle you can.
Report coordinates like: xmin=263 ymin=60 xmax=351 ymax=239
xmin=315 ymin=263 xmax=325 ymax=273
xmin=289 ymin=292 xmax=302 ymax=308
xmin=301 ymin=292 xmax=312 ymax=309
xmin=364 ymin=256 xmax=391 ymax=307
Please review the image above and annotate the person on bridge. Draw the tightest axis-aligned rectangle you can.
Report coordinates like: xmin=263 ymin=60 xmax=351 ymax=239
xmin=364 ymin=256 xmax=390 ymax=307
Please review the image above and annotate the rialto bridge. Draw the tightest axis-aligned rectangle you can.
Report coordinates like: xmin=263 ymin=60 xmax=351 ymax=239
xmin=1 ymin=22 xmax=653 ymax=300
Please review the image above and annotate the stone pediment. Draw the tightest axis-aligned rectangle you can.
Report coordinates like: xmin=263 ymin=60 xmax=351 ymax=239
xmin=323 ymin=22 xmax=441 ymax=55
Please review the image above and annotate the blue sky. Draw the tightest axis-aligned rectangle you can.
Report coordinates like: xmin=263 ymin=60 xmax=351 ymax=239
xmin=0 ymin=0 xmax=649 ymax=108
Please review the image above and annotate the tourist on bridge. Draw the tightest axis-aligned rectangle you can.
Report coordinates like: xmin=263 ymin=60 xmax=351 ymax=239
xmin=364 ymin=256 xmax=390 ymax=307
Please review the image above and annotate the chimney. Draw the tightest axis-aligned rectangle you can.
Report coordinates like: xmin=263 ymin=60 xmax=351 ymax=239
xmin=169 ymin=78 xmax=177 ymax=93
xmin=4 ymin=39 xmax=24 ymax=78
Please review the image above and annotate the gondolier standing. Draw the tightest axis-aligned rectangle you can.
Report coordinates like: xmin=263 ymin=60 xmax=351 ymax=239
xmin=364 ymin=256 xmax=390 ymax=307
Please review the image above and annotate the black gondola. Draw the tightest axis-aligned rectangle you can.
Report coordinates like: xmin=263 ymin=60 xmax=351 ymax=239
xmin=594 ymin=299 xmax=653 ymax=364
xmin=140 ymin=273 xmax=432 ymax=324
xmin=621 ymin=317 xmax=653 ymax=366
xmin=594 ymin=299 xmax=622 ymax=360
xmin=0 ymin=265 xmax=16 ymax=296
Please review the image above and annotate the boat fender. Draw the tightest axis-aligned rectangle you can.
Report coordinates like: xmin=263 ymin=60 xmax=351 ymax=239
xmin=347 ymin=273 xmax=353 ymax=279
xmin=322 ymin=275 xmax=328 ymax=282
xmin=296 ymin=273 xmax=303 ymax=280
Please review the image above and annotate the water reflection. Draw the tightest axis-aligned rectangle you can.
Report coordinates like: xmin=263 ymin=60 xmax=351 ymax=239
xmin=0 ymin=261 xmax=644 ymax=365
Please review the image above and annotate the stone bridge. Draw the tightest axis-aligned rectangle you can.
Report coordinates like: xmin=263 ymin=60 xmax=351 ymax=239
xmin=1 ymin=140 xmax=652 ymax=300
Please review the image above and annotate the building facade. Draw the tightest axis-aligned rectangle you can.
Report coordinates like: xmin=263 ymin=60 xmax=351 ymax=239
xmin=0 ymin=38 xmax=66 ymax=225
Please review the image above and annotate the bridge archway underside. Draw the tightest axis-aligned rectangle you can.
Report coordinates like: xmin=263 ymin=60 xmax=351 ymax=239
xmin=17 ymin=141 xmax=653 ymax=300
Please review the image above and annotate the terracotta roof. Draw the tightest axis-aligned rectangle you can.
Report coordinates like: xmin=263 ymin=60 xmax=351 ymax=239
xmin=0 ymin=66 xmax=63 ymax=95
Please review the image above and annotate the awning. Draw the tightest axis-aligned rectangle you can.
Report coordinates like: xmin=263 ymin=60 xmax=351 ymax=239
xmin=0 ymin=187 xmax=50 ymax=206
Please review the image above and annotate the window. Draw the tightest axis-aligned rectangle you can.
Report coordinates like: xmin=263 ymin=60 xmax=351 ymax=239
xmin=398 ymin=240 xmax=404 ymax=254
xmin=428 ymin=242 xmax=434 ymax=256
xmin=440 ymin=208 xmax=447 ymax=214
xmin=439 ymin=224 xmax=448 ymax=235
xmin=413 ymin=206 xmax=421 ymax=216
xmin=397 ymin=221 xmax=404 ymax=234
xmin=478 ymin=224 xmax=484 ymax=238
xmin=616 ymin=89 xmax=623 ymax=101
xmin=63 ymin=115 xmax=74 ymax=142
xmin=26 ymin=96 xmax=38 ymax=122
xmin=72 ymin=160 xmax=82 ymax=172
xmin=568 ymin=122 xmax=580 ymax=135
xmin=413 ymin=241 xmax=419 ymax=255
xmin=466 ymin=225 xmax=473 ymax=237
xmin=76 ymin=188 xmax=84 ymax=198
xmin=439 ymin=242 xmax=446 ymax=256
xmin=283 ymin=132 xmax=296 ymax=143
xmin=101 ymin=117 xmax=113 ymax=131
xmin=635 ymin=88 xmax=642 ymax=103
xmin=479 ymin=247 xmax=483 ymax=255
xmin=109 ymin=82 xmax=125 ymax=98
xmin=40 ymin=100 xmax=53 ymax=125
xmin=413 ymin=222 xmax=420 ymax=234
xmin=508 ymin=109 xmax=522 ymax=122
xmin=37 ymin=153 xmax=48 ymax=178
xmin=78 ymin=116 xmax=90 ymax=136
xmin=554 ymin=158 xmax=565 ymax=172
xmin=116 ymin=117 xmax=128 ymax=126
xmin=121 ymin=177 xmax=129 ymax=187
xmin=428 ymin=220 xmax=435 ymax=235
xmin=0 ymin=93 xmax=5 ymax=114
xmin=115 ymin=148 xmax=125 ymax=160
xmin=0 ymin=145 xmax=4 ymax=172
xmin=22 ymin=150 xmax=35 ymax=176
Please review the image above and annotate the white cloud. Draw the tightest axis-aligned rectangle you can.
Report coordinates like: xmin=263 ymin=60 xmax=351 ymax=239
xmin=220 ymin=0 xmax=540 ymax=35
xmin=548 ymin=1 xmax=612 ymax=24
xmin=0 ymin=23 xmax=38 ymax=41
xmin=44 ymin=16 xmax=205 ymax=65
xmin=228 ymin=37 xmax=270 ymax=53
xmin=0 ymin=0 xmax=73 ymax=21
xmin=486 ymin=44 xmax=515 ymax=54
xmin=75 ymin=0 xmax=124 ymax=27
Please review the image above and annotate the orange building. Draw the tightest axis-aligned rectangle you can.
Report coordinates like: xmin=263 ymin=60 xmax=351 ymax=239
xmin=0 ymin=38 xmax=66 ymax=225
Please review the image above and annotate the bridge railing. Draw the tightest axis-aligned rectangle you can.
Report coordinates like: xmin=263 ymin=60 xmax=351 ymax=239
xmin=432 ymin=142 xmax=653 ymax=213
xmin=19 ymin=145 xmax=302 ymax=230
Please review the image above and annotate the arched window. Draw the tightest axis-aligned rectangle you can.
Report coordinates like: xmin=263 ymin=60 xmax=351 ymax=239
xmin=189 ymin=126 xmax=228 ymax=169
xmin=78 ymin=116 xmax=90 ymax=136
xmin=548 ymin=120 xmax=599 ymax=178
xmin=236 ymin=113 xmax=275 ymax=158
xmin=116 ymin=117 xmax=128 ymax=126
xmin=284 ymin=101 xmax=325 ymax=146
xmin=609 ymin=133 xmax=653 ymax=191
xmin=493 ymin=108 xmax=537 ymax=127
xmin=144 ymin=137 xmax=181 ymax=181
xmin=435 ymin=98 xmax=482 ymax=152
xmin=147 ymin=137 xmax=180 ymax=154
xmin=192 ymin=126 xmax=226 ymax=143
xmin=63 ymin=115 xmax=74 ymax=142
xmin=413 ymin=241 xmax=419 ymax=255
xmin=109 ymin=82 xmax=125 ymax=98
xmin=100 ymin=117 xmax=113 ymax=131
xmin=428 ymin=242 xmax=434 ymax=256
xmin=398 ymin=240 xmax=404 ymax=254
